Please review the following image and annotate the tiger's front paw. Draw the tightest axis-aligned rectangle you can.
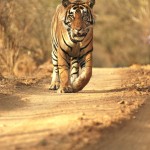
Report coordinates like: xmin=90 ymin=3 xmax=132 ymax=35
xmin=49 ymin=82 xmax=60 ymax=90
xmin=57 ymin=85 xmax=73 ymax=93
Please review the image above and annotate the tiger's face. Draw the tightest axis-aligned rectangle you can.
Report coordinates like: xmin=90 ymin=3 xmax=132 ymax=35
xmin=63 ymin=0 xmax=95 ymax=42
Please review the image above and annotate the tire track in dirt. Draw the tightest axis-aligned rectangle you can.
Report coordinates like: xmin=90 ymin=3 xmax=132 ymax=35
xmin=0 ymin=68 xmax=149 ymax=150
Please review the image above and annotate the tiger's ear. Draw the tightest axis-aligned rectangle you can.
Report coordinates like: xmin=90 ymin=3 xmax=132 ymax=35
xmin=62 ymin=0 xmax=70 ymax=7
xmin=87 ymin=0 xmax=95 ymax=8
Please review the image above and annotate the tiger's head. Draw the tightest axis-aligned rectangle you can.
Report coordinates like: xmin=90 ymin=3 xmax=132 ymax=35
xmin=62 ymin=0 xmax=95 ymax=42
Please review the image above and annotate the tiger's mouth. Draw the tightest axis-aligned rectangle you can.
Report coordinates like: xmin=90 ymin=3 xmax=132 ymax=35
xmin=74 ymin=32 xmax=87 ymax=37
xmin=69 ymin=30 xmax=88 ymax=42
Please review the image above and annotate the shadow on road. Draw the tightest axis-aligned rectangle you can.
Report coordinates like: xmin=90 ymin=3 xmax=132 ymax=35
xmin=80 ymin=88 xmax=127 ymax=94
xmin=82 ymin=85 xmax=150 ymax=94
xmin=0 ymin=94 xmax=27 ymax=111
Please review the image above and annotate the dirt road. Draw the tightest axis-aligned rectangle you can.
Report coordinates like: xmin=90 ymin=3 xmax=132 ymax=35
xmin=0 ymin=67 xmax=149 ymax=150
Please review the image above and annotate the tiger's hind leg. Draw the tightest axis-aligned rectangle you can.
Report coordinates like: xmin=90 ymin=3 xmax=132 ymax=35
xmin=72 ymin=51 xmax=92 ymax=92
xmin=70 ymin=57 xmax=79 ymax=84
xmin=49 ymin=49 xmax=60 ymax=90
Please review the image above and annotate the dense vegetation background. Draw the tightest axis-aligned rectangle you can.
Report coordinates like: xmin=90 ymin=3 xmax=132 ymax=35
xmin=0 ymin=0 xmax=150 ymax=76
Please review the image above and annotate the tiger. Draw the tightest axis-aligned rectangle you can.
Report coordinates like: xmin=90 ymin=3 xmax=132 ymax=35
xmin=49 ymin=0 xmax=95 ymax=93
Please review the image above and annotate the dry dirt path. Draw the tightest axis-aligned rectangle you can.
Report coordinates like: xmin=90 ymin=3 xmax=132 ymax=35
xmin=0 ymin=68 xmax=149 ymax=150
xmin=86 ymin=98 xmax=150 ymax=150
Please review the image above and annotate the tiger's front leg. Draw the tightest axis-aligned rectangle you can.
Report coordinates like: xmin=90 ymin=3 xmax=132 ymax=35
xmin=57 ymin=49 xmax=73 ymax=93
xmin=70 ymin=57 xmax=79 ymax=84
xmin=49 ymin=67 xmax=60 ymax=90
xmin=49 ymin=47 xmax=60 ymax=90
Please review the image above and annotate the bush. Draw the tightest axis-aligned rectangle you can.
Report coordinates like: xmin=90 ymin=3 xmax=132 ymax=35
xmin=0 ymin=0 xmax=149 ymax=76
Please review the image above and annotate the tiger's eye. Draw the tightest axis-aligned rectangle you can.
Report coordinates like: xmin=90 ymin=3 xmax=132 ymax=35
xmin=83 ymin=16 xmax=88 ymax=21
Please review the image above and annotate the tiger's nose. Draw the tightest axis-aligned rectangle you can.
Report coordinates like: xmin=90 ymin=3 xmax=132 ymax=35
xmin=74 ymin=28 xmax=83 ymax=35
xmin=74 ymin=28 xmax=81 ymax=33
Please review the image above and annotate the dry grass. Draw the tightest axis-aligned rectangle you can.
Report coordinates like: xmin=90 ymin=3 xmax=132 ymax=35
xmin=0 ymin=0 xmax=149 ymax=77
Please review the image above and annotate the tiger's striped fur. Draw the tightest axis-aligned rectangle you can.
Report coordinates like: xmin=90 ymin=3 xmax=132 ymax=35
xmin=50 ymin=0 xmax=95 ymax=93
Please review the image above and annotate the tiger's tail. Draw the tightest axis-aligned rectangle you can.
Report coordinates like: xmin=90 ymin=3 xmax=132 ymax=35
xmin=72 ymin=67 xmax=92 ymax=92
